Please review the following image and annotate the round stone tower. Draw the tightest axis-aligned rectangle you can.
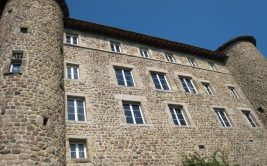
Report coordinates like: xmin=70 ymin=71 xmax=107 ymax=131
xmin=0 ymin=0 xmax=68 ymax=165
xmin=217 ymin=36 xmax=267 ymax=127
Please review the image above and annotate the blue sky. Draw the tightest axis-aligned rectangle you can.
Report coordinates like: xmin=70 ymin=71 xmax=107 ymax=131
xmin=66 ymin=0 xmax=267 ymax=58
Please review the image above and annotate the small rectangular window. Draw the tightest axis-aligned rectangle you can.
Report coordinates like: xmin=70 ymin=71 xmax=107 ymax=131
xmin=67 ymin=64 xmax=79 ymax=80
xmin=140 ymin=48 xmax=149 ymax=58
xmin=165 ymin=53 xmax=175 ymax=63
xmin=179 ymin=77 xmax=197 ymax=94
xmin=209 ymin=62 xmax=216 ymax=71
xmin=110 ymin=42 xmax=121 ymax=53
xmin=188 ymin=58 xmax=197 ymax=67
xmin=151 ymin=72 xmax=170 ymax=90
xmin=123 ymin=102 xmax=145 ymax=124
xmin=70 ymin=141 xmax=87 ymax=159
xmin=67 ymin=97 xmax=86 ymax=122
xmin=115 ymin=68 xmax=135 ymax=87
xmin=228 ymin=86 xmax=239 ymax=98
xmin=10 ymin=52 xmax=23 ymax=73
xmin=66 ymin=33 xmax=78 ymax=45
xmin=242 ymin=110 xmax=257 ymax=127
xmin=214 ymin=108 xmax=232 ymax=127
xmin=169 ymin=105 xmax=187 ymax=126
xmin=20 ymin=27 xmax=28 ymax=33
xmin=203 ymin=82 xmax=213 ymax=95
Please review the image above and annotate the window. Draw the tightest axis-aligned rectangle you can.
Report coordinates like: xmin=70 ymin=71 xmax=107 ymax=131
xmin=188 ymin=58 xmax=197 ymax=67
xmin=140 ymin=48 xmax=149 ymax=58
xmin=151 ymin=72 xmax=170 ymax=90
xmin=209 ymin=62 xmax=216 ymax=71
xmin=67 ymin=64 xmax=79 ymax=80
xmin=67 ymin=97 xmax=86 ymax=121
xmin=203 ymin=82 xmax=213 ymax=95
xmin=70 ymin=141 xmax=87 ymax=159
xmin=115 ymin=68 xmax=135 ymax=87
xmin=10 ymin=52 xmax=23 ymax=73
xmin=123 ymin=102 xmax=145 ymax=124
xmin=66 ymin=33 xmax=78 ymax=45
xmin=110 ymin=42 xmax=121 ymax=53
xmin=179 ymin=77 xmax=197 ymax=94
xmin=214 ymin=108 xmax=231 ymax=127
xmin=242 ymin=110 xmax=257 ymax=127
xmin=165 ymin=53 xmax=175 ymax=63
xmin=169 ymin=105 xmax=187 ymax=126
xmin=228 ymin=86 xmax=239 ymax=98
xmin=20 ymin=27 xmax=28 ymax=33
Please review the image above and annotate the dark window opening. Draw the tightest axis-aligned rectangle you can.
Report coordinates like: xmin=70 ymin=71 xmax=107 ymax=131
xmin=43 ymin=117 xmax=49 ymax=126
xmin=198 ymin=145 xmax=205 ymax=149
xmin=20 ymin=27 xmax=28 ymax=33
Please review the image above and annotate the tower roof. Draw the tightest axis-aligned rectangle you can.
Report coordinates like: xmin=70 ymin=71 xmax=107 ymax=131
xmin=217 ymin=36 xmax=256 ymax=52
xmin=0 ymin=0 xmax=69 ymax=17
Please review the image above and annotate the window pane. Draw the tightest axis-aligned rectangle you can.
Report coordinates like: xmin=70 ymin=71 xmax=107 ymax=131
xmin=124 ymin=70 xmax=134 ymax=87
xmin=73 ymin=37 xmax=78 ymax=45
xmin=180 ymin=78 xmax=190 ymax=92
xmin=115 ymin=45 xmax=120 ymax=52
xmin=67 ymin=66 xmax=72 ymax=79
xmin=70 ymin=144 xmax=76 ymax=159
xmin=67 ymin=99 xmax=75 ymax=120
xmin=185 ymin=79 xmax=196 ymax=93
xmin=66 ymin=36 xmax=71 ymax=44
xmin=135 ymin=117 xmax=144 ymax=124
xmin=158 ymin=75 xmax=169 ymax=90
xmin=115 ymin=69 xmax=125 ymax=86
xmin=151 ymin=74 xmax=162 ymax=89
xmin=73 ymin=68 xmax=78 ymax=79
xmin=12 ymin=64 xmax=21 ymax=73
xmin=126 ymin=117 xmax=134 ymax=124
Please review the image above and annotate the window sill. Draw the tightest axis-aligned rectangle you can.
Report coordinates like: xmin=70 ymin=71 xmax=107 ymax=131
xmin=122 ymin=123 xmax=153 ymax=127
xmin=72 ymin=158 xmax=90 ymax=163
xmin=154 ymin=89 xmax=174 ymax=93
xmin=65 ymin=120 xmax=90 ymax=124
xmin=3 ymin=72 xmax=22 ymax=76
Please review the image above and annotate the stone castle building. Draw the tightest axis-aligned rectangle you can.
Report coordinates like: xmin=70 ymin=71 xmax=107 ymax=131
xmin=0 ymin=0 xmax=266 ymax=165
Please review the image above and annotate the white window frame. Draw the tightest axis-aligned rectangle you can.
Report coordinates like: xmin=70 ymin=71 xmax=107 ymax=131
xmin=214 ymin=108 xmax=232 ymax=127
xmin=242 ymin=110 xmax=257 ymax=127
xmin=69 ymin=142 xmax=87 ymax=159
xmin=115 ymin=68 xmax=135 ymax=87
xmin=67 ymin=98 xmax=86 ymax=122
xmin=165 ymin=53 xmax=175 ymax=63
xmin=66 ymin=33 xmax=78 ymax=45
xmin=152 ymin=73 xmax=171 ymax=90
xmin=9 ymin=63 xmax=22 ymax=73
xmin=123 ymin=102 xmax=145 ymax=125
xmin=66 ymin=65 xmax=79 ymax=80
xmin=180 ymin=77 xmax=198 ymax=94
xmin=228 ymin=86 xmax=239 ymax=98
xmin=203 ymin=82 xmax=213 ymax=95
xmin=188 ymin=58 xmax=197 ymax=67
xmin=140 ymin=48 xmax=149 ymax=58
xmin=110 ymin=42 xmax=122 ymax=53
xmin=169 ymin=106 xmax=187 ymax=126
xmin=209 ymin=62 xmax=216 ymax=71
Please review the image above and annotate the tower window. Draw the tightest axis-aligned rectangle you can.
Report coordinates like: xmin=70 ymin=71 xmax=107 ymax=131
xmin=140 ymin=48 xmax=149 ymax=58
xmin=179 ymin=77 xmax=197 ymax=94
xmin=151 ymin=72 xmax=170 ymax=90
xmin=66 ymin=33 xmax=78 ymax=45
xmin=165 ymin=53 xmax=175 ymax=63
xmin=67 ymin=97 xmax=86 ymax=122
xmin=214 ymin=108 xmax=232 ymax=127
xmin=115 ymin=68 xmax=135 ymax=87
xmin=10 ymin=52 xmax=23 ymax=73
xmin=110 ymin=42 xmax=121 ymax=53
xmin=66 ymin=64 xmax=79 ymax=80
xmin=20 ymin=27 xmax=28 ymax=33
xmin=169 ymin=105 xmax=188 ymax=126
xmin=123 ymin=102 xmax=145 ymax=124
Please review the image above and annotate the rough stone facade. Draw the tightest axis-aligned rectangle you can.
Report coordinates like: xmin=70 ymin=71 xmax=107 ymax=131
xmin=0 ymin=0 xmax=65 ymax=165
xmin=0 ymin=0 xmax=266 ymax=166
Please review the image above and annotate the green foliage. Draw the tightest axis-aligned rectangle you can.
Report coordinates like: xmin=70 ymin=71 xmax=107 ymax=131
xmin=182 ymin=151 xmax=239 ymax=166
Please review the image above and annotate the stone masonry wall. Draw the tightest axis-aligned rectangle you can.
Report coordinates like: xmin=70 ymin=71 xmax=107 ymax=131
xmin=63 ymin=34 xmax=267 ymax=166
xmin=223 ymin=41 xmax=267 ymax=127
xmin=0 ymin=0 xmax=65 ymax=165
